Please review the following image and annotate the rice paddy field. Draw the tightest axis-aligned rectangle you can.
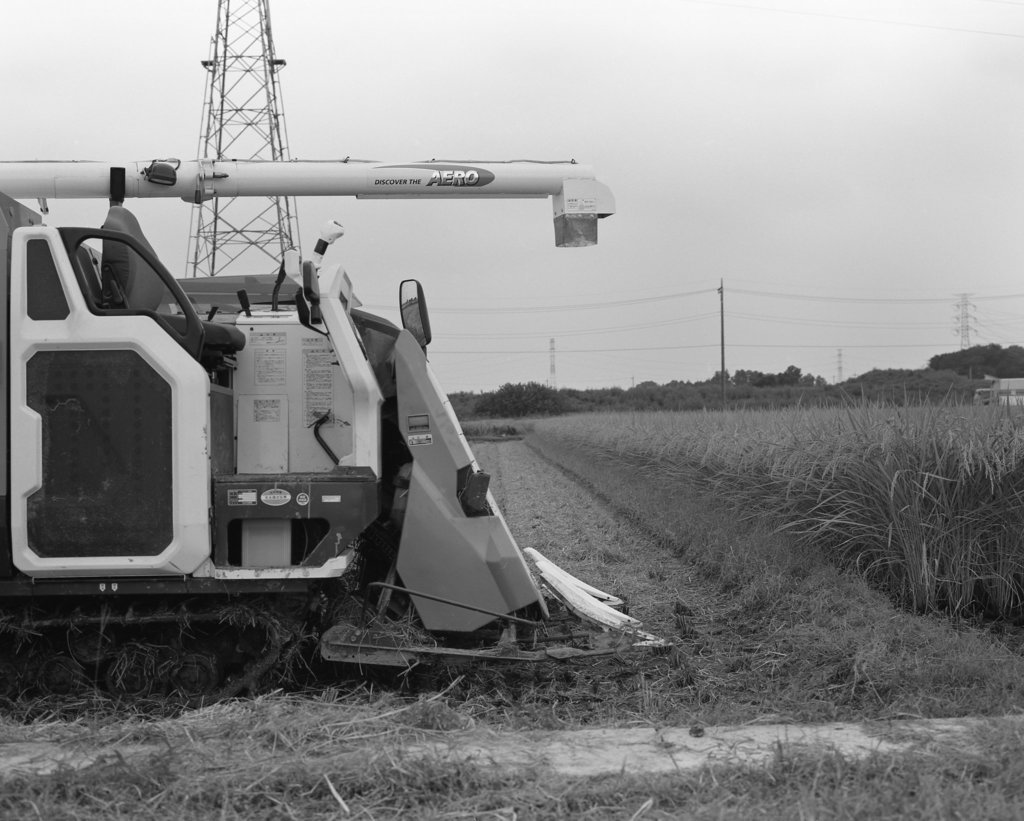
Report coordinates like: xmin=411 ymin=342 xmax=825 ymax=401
xmin=6 ymin=404 xmax=1024 ymax=818
xmin=530 ymin=403 xmax=1024 ymax=622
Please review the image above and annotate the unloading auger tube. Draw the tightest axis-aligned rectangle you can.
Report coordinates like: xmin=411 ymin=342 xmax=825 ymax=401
xmin=0 ymin=158 xmax=615 ymax=247
xmin=0 ymin=156 xmax=665 ymax=701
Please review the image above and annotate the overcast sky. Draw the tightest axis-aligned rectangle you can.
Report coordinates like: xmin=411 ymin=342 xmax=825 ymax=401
xmin=4 ymin=0 xmax=1024 ymax=391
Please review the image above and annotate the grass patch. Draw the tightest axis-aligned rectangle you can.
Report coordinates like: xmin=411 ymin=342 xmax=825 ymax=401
xmin=526 ymin=429 xmax=1024 ymax=724
xmin=4 ymin=696 xmax=1024 ymax=819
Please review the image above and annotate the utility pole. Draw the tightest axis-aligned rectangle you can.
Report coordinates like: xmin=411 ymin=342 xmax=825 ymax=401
xmin=836 ymin=348 xmax=843 ymax=384
xmin=718 ymin=279 xmax=726 ymax=408
xmin=549 ymin=338 xmax=557 ymax=389
xmin=188 ymin=0 xmax=300 ymax=277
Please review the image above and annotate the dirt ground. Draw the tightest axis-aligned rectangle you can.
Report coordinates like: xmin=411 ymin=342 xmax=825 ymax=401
xmin=0 ymin=440 xmax=1013 ymax=781
xmin=2 ymin=715 xmax=1010 ymax=778
xmin=478 ymin=438 xmax=709 ymax=641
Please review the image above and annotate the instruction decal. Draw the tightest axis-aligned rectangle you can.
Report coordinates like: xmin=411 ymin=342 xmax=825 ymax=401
xmin=227 ymin=489 xmax=258 ymax=506
xmin=252 ymin=397 xmax=282 ymax=423
xmin=250 ymin=331 xmax=287 ymax=386
xmin=302 ymin=337 xmax=335 ymax=426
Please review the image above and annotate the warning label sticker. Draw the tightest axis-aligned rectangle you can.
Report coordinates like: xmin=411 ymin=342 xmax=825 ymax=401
xmin=302 ymin=338 xmax=335 ymax=425
xmin=254 ymin=348 xmax=287 ymax=386
xmin=250 ymin=332 xmax=286 ymax=346
xmin=251 ymin=332 xmax=287 ymax=387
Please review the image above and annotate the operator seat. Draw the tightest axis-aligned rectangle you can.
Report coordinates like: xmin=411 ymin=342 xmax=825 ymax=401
xmin=100 ymin=207 xmax=167 ymax=312
xmin=100 ymin=206 xmax=246 ymax=364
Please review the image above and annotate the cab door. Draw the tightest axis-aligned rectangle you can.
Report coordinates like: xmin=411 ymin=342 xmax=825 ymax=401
xmin=8 ymin=225 xmax=211 ymax=577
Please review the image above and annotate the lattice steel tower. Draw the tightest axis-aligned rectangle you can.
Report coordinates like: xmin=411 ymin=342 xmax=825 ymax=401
xmin=954 ymin=293 xmax=976 ymax=350
xmin=188 ymin=0 xmax=300 ymax=277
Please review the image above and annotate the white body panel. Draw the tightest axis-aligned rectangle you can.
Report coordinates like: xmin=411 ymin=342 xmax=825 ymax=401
xmin=232 ymin=316 xmax=359 ymax=473
xmin=320 ymin=264 xmax=384 ymax=473
xmin=230 ymin=267 xmax=382 ymax=476
xmin=190 ymin=554 xmax=355 ymax=580
xmin=8 ymin=226 xmax=212 ymax=576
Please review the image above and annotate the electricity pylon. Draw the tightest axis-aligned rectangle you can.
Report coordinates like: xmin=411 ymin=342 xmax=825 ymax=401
xmin=188 ymin=0 xmax=300 ymax=277
xmin=954 ymin=293 xmax=976 ymax=350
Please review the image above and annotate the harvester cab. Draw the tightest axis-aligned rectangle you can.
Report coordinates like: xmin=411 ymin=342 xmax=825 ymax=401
xmin=0 ymin=158 xmax=665 ymax=699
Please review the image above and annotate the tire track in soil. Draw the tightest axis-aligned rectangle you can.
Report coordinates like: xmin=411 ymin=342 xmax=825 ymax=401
xmin=473 ymin=439 xmax=711 ymax=648
xmin=473 ymin=437 xmax=892 ymax=726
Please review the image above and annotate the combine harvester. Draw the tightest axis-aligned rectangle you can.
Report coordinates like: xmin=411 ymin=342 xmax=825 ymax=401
xmin=0 ymin=157 xmax=665 ymax=699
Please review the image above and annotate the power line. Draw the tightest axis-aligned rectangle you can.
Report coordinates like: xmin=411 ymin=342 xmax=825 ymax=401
xmin=731 ymin=287 xmax=956 ymax=304
xmin=968 ymin=293 xmax=1024 ymax=302
xmin=729 ymin=311 xmax=952 ymax=330
xmin=369 ymin=287 xmax=1024 ymax=317
xmin=431 ymin=342 xmax=956 ymax=355
xmin=681 ymin=0 xmax=1024 ymax=39
xmin=362 ymin=287 xmax=716 ymax=315
xmin=733 ymin=287 xmax=1024 ymax=304
xmin=434 ymin=312 xmax=719 ymax=339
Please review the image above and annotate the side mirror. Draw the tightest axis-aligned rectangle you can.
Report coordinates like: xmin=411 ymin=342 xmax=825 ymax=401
xmin=399 ymin=279 xmax=432 ymax=348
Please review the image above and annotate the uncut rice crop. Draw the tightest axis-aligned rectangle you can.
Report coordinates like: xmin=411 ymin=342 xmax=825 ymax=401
xmin=535 ymin=404 xmax=1024 ymax=620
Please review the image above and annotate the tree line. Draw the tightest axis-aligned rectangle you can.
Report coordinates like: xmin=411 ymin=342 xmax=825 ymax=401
xmin=449 ymin=344 xmax=1022 ymax=419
